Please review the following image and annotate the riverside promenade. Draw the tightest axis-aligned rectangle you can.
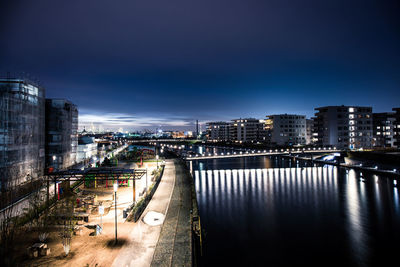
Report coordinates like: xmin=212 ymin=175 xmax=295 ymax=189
xmin=111 ymin=159 xmax=192 ymax=267
xmin=150 ymin=160 xmax=192 ymax=267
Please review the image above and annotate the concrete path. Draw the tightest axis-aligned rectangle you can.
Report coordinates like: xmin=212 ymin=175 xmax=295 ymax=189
xmin=111 ymin=160 xmax=176 ymax=267
xmin=150 ymin=160 xmax=192 ymax=267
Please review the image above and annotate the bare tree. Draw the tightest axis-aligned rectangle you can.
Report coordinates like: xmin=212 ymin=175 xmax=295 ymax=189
xmin=27 ymin=177 xmax=50 ymax=242
xmin=0 ymin=168 xmax=22 ymax=266
xmin=55 ymin=196 xmax=76 ymax=256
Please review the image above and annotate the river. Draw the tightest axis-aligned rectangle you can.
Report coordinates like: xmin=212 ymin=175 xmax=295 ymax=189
xmin=191 ymin=155 xmax=400 ymax=267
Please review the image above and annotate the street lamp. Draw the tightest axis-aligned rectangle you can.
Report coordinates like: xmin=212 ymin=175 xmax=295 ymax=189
xmin=114 ymin=183 xmax=118 ymax=244
xmin=156 ymin=155 xmax=159 ymax=169
xmin=99 ymin=203 xmax=104 ymax=231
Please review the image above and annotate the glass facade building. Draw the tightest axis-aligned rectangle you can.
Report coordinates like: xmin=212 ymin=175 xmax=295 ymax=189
xmin=45 ymin=99 xmax=78 ymax=170
xmin=0 ymin=79 xmax=45 ymax=190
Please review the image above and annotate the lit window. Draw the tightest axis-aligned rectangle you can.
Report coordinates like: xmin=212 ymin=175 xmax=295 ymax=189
xmin=349 ymin=107 xmax=355 ymax=113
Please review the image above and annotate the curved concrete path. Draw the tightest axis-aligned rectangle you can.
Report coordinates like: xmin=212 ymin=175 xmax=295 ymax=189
xmin=111 ymin=160 xmax=176 ymax=267
xmin=150 ymin=160 xmax=192 ymax=267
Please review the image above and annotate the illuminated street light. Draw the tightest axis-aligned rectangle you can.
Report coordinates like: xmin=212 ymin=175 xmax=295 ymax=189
xmin=114 ymin=183 xmax=118 ymax=244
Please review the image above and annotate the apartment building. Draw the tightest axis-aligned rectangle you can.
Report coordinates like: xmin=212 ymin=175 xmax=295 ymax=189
xmin=314 ymin=106 xmax=372 ymax=149
xmin=372 ymin=112 xmax=395 ymax=148
xmin=229 ymin=118 xmax=266 ymax=143
xmin=206 ymin=122 xmax=230 ymax=142
xmin=393 ymin=108 xmax=400 ymax=148
xmin=265 ymin=114 xmax=306 ymax=146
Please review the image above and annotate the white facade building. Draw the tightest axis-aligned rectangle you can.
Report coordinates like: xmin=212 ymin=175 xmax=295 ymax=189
xmin=77 ymin=136 xmax=98 ymax=163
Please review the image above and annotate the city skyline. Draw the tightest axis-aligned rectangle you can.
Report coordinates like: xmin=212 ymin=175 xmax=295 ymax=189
xmin=1 ymin=0 xmax=399 ymax=131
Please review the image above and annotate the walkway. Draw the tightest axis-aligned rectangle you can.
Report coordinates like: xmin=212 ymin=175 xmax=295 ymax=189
xmin=150 ymin=160 xmax=192 ymax=267
xmin=111 ymin=160 xmax=176 ymax=267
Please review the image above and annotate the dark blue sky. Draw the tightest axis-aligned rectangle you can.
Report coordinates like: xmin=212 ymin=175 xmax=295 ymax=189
xmin=1 ymin=0 xmax=399 ymax=131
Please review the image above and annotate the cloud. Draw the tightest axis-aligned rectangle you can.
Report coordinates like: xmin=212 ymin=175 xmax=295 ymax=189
xmin=78 ymin=110 xmax=195 ymax=131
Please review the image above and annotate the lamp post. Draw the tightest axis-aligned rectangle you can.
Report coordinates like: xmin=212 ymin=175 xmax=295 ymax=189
xmin=114 ymin=183 xmax=118 ymax=244
xmin=99 ymin=203 xmax=104 ymax=231
xmin=52 ymin=155 xmax=57 ymax=169
xmin=156 ymin=155 xmax=159 ymax=169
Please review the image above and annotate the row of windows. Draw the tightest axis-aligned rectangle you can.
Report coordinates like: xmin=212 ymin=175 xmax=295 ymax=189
xmin=279 ymin=116 xmax=304 ymax=120
xmin=280 ymin=125 xmax=305 ymax=128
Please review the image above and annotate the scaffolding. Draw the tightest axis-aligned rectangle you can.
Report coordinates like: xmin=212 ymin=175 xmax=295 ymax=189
xmin=0 ymin=78 xmax=45 ymax=190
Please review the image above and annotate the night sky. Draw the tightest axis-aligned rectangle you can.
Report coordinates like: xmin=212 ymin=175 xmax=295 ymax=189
xmin=1 ymin=0 xmax=399 ymax=131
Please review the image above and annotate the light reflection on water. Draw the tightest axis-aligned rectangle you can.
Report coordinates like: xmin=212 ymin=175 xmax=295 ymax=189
xmin=194 ymin=162 xmax=400 ymax=267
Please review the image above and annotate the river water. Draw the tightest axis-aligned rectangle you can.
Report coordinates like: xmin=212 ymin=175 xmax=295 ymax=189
xmin=191 ymin=155 xmax=400 ymax=267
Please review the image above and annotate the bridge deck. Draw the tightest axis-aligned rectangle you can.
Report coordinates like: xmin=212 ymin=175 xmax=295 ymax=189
xmin=185 ymin=149 xmax=341 ymax=160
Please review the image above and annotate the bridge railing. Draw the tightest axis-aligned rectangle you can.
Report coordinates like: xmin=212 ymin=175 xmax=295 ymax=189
xmin=184 ymin=147 xmax=340 ymax=160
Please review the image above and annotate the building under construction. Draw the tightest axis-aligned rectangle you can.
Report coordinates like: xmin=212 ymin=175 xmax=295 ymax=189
xmin=0 ymin=78 xmax=45 ymax=190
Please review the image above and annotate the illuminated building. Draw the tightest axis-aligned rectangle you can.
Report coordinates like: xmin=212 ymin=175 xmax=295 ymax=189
xmin=306 ymin=119 xmax=315 ymax=145
xmin=314 ymin=106 xmax=372 ymax=149
xmin=77 ymin=136 xmax=97 ymax=163
xmin=0 ymin=78 xmax=45 ymax=189
xmin=372 ymin=112 xmax=395 ymax=148
xmin=265 ymin=114 xmax=306 ymax=146
xmin=229 ymin=118 xmax=266 ymax=143
xmin=206 ymin=122 xmax=230 ymax=142
xmin=393 ymin=108 xmax=400 ymax=148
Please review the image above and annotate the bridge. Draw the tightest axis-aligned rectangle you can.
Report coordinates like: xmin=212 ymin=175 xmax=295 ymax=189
xmin=184 ymin=147 xmax=342 ymax=161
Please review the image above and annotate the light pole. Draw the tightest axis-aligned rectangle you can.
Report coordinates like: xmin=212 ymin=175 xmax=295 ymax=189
xmin=114 ymin=183 xmax=118 ymax=244
xmin=99 ymin=203 xmax=104 ymax=231
xmin=156 ymin=155 xmax=159 ymax=169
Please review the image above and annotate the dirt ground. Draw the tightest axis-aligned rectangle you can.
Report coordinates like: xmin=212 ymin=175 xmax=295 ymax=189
xmin=13 ymin=161 xmax=158 ymax=267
